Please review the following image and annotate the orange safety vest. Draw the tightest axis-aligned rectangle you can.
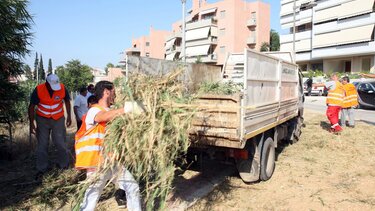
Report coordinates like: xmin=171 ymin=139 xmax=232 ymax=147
xmin=326 ymin=81 xmax=344 ymax=106
xmin=342 ymin=83 xmax=359 ymax=108
xmin=36 ymin=83 xmax=65 ymax=120
xmin=75 ymin=105 xmax=107 ymax=169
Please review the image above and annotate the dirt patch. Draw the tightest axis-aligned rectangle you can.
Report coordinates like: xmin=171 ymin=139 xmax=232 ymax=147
xmin=190 ymin=110 xmax=375 ymax=211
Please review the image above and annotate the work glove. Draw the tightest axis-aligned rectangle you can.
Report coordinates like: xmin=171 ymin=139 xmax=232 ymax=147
xmin=124 ymin=101 xmax=146 ymax=115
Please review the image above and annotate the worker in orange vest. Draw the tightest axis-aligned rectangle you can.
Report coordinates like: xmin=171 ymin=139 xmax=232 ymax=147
xmin=75 ymin=80 xmax=142 ymax=211
xmin=314 ymin=72 xmax=344 ymax=133
xmin=340 ymin=76 xmax=358 ymax=128
xmin=28 ymin=74 xmax=71 ymax=177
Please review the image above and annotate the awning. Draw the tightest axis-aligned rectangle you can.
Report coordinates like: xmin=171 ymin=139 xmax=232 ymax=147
xmin=185 ymin=45 xmax=211 ymax=57
xmin=164 ymin=38 xmax=176 ymax=50
xmin=186 ymin=27 xmax=210 ymax=41
xmin=211 ymin=27 xmax=218 ymax=37
xmin=166 ymin=52 xmax=177 ymax=61
xmin=339 ymin=0 xmax=374 ymax=19
xmin=337 ymin=24 xmax=374 ymax=45
xmin=200 ymin=8 xmax=217 ymax=16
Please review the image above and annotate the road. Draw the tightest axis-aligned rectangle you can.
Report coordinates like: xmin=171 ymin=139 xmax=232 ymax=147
xmin=304 ymin=96 xmax=375 ymax=125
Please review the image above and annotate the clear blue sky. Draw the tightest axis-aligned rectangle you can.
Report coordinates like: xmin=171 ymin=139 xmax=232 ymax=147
xmin=26 ymin=0 xmax=282 ymax=70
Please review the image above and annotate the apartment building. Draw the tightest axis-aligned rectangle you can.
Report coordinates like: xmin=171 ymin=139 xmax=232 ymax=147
xmin=126 ymin=27 xmax=170 ymax=59
xmin=165 ymin=0 xmax=270 ymax=65
xmin=280 ymin=0 xmax=375 ymax=73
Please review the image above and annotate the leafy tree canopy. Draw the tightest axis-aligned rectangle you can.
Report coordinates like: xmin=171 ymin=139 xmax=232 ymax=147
xmin=56 ymin=60 xmax=94 ymax=92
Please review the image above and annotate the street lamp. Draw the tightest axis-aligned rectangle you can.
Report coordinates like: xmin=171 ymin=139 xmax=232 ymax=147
xmin=292 ymin=0 xmax=317 ymax=63
xmin=181 ymin=0 xmax=186 ymax=64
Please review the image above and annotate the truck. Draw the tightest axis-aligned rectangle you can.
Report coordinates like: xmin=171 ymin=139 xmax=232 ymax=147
xmin=189 ymin=49 xmax=304 ymax=182
xmin=124 ymin=49 xmax=304 ymax=183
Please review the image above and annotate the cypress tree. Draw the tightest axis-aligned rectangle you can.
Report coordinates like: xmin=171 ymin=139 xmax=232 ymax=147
xmin=38 ymin=54 xmax=45 ymax=81
xmin=33 ymin=52 xmax=38 ymax=80
xmin=48 ymin=58 xmax=53 ymax=74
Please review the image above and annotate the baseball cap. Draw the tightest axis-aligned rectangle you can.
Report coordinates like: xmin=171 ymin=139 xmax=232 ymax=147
xmin=46 ymin=74 xmax=61 ymax=91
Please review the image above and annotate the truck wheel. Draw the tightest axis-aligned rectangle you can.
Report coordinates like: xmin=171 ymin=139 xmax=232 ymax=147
xmin=236 ymin=158 xmax=260 ymax=183
xmin=288 ymin=116 xmax=303 ymax=144
xmin=260 ymin=137 xmax=275 ymax=181
xmin=318 ymin=91 xmax=322 ymax=96
xmin=236 ymin=141 xmax=260 ymax=183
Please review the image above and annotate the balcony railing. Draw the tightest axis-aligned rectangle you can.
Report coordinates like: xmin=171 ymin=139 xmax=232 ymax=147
xmin=247 ymin=35 xmax=256 ymax=44
xmin=247 ymin=18 xmax=257 ymax=27
xmin=186 ymin=18 xmax=218 ymax=30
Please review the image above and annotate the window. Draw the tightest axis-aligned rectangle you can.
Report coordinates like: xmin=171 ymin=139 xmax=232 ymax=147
xmin=220 ymin=10 xmax=226 ymax=18
xmin=145 ymin=53 xmax=150 ymax=57
xmin=146 ymin=42 xmax=150 ymax=47
xmin=362 ymin=58 xmax=371 ymax=72
xmin=220 ymin=28 xmax=225 ymax=36
xmin=251 ymin=12 xmax=256 ymax=19
xmin=220 ymin=46 xmax=225 ymax=54
xmin=133 ymin=44 xmax=137 ymax=48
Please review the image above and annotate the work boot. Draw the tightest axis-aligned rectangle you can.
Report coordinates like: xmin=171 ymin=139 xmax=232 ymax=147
xmin=115 ymin=189 xmax=126 ymax=209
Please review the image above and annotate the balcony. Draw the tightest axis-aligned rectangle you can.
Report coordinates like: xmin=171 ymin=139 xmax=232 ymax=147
xmin=247 ymin=35 xmax=256 ymax=45
xmin=166 ymin=32 xmax=182 ymax=43
xmin=126 ymin=47 xmax=141 ymax=56
xmin=186 ymin=18 xmax=218 ymax=30
xmin=247 ymin=18 xmax=257 ymax=27
xmin=186 ymin=36 xmax=218 ymax=47
xmin=186 ymin=53 xmax=218 ymax=63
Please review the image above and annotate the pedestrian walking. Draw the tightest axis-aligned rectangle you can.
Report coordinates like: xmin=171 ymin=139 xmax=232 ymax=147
xmin=28 ymin=74 xmax=71 ymax=176
xmin=75 ymin=81 xmax=142 ymax=211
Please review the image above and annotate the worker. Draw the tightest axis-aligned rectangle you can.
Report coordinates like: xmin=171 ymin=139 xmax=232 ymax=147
xmin=360 ymin=73 xmax=375 ymax=78
xmin=341 ymin=76 xmax=358 ymax=128
xmin=75 ymin=80 xmax=142 ymax=211
xmin=314 ymin=72 xmax=344 ymax=133
xmin=28 ymin=74 xmax=71 ymax=176
xmin=86 ymin=84 xmax=95 ymax=98
xmin=74 ymin=87 xmax=88 ymax=131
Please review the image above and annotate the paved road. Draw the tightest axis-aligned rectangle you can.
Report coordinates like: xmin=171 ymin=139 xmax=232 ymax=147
xmin=304 ymin=96 xmax=375 ymax=125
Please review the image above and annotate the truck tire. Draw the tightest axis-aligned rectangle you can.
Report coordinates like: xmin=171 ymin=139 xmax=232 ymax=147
xmin=236 ymin=158 xmax=260 ymax=183
xmin=260 ymin=137 xmax=275 ymax=181
xmin=288 ymin=116 xmax=303 ymax=144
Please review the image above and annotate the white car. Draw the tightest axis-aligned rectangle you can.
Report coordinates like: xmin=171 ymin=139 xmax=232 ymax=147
xmin=303 ymin=77 xmax=327 ymax=96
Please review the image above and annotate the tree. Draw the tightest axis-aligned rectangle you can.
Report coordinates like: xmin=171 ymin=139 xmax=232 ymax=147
xmin=33 ymin=52 xmax=39 ymax=80
xmin=269 ymin=30 xmax=280 ymax=51
xmin=105 ymin=62 xmax=114 ymax=74
xmin=0 ymin=0 xmax=33 ymax=120
xmin=56 ymin=60 xmax=94 ymax=92
xmin=38 ymin=54 xmax=45 ymax=80
xmin=24 ymin=64 xmax=33 ymax=80
xmin=260 ymin=42 xmax=270 ymax=52
xmin=48 ymin=58 xmax=53 ymax=74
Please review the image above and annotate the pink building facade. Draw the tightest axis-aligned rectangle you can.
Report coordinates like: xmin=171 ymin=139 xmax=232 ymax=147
xmin=126 ymin=27 xmax=170 ymax=59
xmin=127 ymin=0 xmax=270 ymax=66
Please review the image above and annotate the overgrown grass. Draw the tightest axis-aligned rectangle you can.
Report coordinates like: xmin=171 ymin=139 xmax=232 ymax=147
xmin=198 ymin=81 xmax=242 ymax=95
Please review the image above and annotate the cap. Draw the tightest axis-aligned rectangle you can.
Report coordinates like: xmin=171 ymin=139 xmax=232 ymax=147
xmin=46 ymin=74 xmax=61 ymax=91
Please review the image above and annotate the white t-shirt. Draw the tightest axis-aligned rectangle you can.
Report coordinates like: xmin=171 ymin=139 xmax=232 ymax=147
xmin=85 ymin=106 xmax=109 ymax=130
xmin=74 ymin=94 xmax=88 ymax=120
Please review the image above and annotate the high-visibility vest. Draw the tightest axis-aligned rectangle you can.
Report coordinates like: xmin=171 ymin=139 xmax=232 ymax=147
xmin=36 ymin=83 xmax=65 ymax=120
xmin=326 ymin=81 xmax=344 ymax=106
xmin=75 ymin=105 xmax=107 ymax=169
xmin=343 ymin=83 xmax=359 ymax=108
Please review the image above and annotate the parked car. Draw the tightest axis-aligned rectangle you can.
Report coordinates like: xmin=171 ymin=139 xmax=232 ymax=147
xmin=303 ymin=77 xmax=327 ymax=96
xmin=353 ymin=80 xmax=375 ymax=109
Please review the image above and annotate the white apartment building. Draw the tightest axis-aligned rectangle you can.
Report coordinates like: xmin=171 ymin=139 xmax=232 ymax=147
xmin=280 ymin=0 xmax=375 ymax=73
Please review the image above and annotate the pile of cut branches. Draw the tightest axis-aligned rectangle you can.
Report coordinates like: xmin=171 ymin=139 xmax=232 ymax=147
xmin=74 ymin=70 xmax=195 ymax=210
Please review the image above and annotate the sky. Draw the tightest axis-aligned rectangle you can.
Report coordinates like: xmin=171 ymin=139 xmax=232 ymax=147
xmin=25 ymin=0 xmax=282 ymax=70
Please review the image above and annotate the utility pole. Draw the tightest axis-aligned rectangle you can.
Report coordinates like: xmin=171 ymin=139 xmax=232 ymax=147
xmin=292 ymin=0 xmax=296 ymax=63
xmin=181 ymin=0 xmax=186 ymax=64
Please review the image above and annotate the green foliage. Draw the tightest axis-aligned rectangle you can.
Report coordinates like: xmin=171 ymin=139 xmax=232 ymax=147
xmin=104 ymin=62 xmax=114 ymax=74
xmin=13 ymin=80 xmax=37 ymax=121
xmin=306 ymin=70 xmax=325 ymax=78
xmin=270 ymin=29 xmax=280 ymax=51
xmin=48 ymin=58 xmax=53 ymax=74
xmin=38 ymin=54 xmax=45 ymax=80
xmin=0 ymin=0 xmax=33 ymax=119
xmin=198 ymin=81 xmax=243 ymax=95
xmin=56 ymin=60 xmax=94 ymax=92
xmin=195 ymin=56 xmax=202 ymax=64
xmin=33 ymin=52 xmax=38 ymax=80
xmin=260 ymin=42 xmax=269 ymax=52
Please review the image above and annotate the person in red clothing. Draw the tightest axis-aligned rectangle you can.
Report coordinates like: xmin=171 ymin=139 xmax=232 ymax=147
xmin=314 ymin=72 xmax=344 ymax=133
xmin=28 ymin=74 xmax=72 ymax=176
